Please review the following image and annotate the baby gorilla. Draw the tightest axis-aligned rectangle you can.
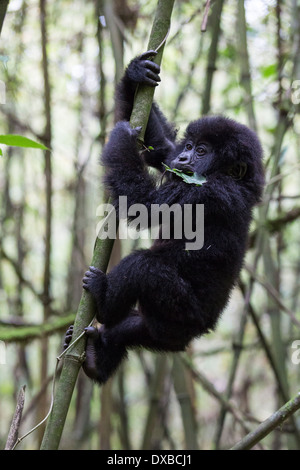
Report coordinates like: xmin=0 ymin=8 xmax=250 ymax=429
xmin=64 ymin=51 xmax=264 ymax=385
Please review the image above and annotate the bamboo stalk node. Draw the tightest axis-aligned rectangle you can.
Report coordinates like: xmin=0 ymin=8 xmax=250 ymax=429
xmin=64 ymin=352 xmax=86 ymax=365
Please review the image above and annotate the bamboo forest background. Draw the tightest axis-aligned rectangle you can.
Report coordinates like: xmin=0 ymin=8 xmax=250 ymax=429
xmin=1 ymin=0 xmax=300 ymax=450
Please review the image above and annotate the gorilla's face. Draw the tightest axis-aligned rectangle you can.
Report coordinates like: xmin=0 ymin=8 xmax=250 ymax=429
xmin=170 ymin=139 xmax=214 ymax=177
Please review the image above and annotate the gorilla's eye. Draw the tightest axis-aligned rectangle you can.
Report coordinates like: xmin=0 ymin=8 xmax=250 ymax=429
xmin=196 ymin=146 xmax=207 ymax=156
xmin=185 ymin=143 xmax=193 ymax=151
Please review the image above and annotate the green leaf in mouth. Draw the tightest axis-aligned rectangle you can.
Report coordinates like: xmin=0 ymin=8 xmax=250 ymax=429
xmin=162 ymin=163 xmax=206 ymax=186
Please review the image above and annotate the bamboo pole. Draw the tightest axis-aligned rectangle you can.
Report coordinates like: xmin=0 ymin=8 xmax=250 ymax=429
xmin=39 ymin=0 xmax=53 ymax=441
xmin=141 ymin=356 xmax=169 ymax=450
xmin=172 ymin=356 xmax=198 ymax=450
xmin=201 ymin=0 xmax=225 ymax=115
xmin=40 ymin=0 xmax=175 ymax=450
xmin=236 ymin=0 xmax=257 ymax=132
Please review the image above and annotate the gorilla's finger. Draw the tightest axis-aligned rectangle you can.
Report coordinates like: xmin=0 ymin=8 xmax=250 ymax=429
xmin=139 ymin=50 xmax=158 ymax=61
xmin=143 ymin=78 xmax=159 ymax=87
xmin=143 ymin=60 xmax=160 ymax=74
xmin=146 ymin=70 xmax=161 ymax=83
xmin=89 ymin=266 xmax=103 ymax=274
xmin=84 ymin=326 xmax=100 ymax=339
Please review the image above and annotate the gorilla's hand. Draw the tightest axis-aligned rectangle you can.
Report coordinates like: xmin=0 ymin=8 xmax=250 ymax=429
xmin=84 ymin=326 xmax=127 ymax=385
xmin=82 ymin=326 xmax=102 ymax=381
xmin=126 ymin=50 xmax=161 ymax=87
xmin=63 ymin=325 xmax=102 ymax=382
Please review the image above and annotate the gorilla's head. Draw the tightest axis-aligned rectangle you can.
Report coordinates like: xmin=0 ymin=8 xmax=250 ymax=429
xmin=170 ymin=116 xmax=265 ymax=203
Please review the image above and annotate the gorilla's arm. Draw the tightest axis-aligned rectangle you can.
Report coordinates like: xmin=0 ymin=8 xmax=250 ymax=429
xmin=102 ymin=121 xmax=198 ymax=210
xmin=115 ymin=51 xmax=176 ymax=170
xmin=102 ymin=120 xmax=242 ymax=216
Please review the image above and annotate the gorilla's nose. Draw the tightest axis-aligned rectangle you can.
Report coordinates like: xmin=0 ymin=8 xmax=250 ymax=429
xmin=178 ymin=153 xmax=190 ymax=163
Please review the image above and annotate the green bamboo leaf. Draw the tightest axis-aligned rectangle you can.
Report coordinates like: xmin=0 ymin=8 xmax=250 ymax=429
xmin=0 ymin=134 xmax=48 ymax=150
xmin=162 ymin=163 xmax=206 ymax=186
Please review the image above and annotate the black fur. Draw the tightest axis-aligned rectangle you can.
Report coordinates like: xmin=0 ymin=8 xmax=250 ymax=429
xmin=64 ymin=51 xmax=265 ymax=385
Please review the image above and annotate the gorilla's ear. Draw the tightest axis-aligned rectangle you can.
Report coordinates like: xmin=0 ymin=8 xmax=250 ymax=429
xmin=227 ymin=161 xmax=247 ymax=180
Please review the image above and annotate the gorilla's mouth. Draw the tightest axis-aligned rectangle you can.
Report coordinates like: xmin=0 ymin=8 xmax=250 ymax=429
xmin=176 ymin=166 xmax=194 ymax=175
xmin=170 ymin=163 xmax=194 ymax=175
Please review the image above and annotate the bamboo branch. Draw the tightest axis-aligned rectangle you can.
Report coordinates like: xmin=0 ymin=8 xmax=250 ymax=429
xmin=231 ymin=392 xmax=300 ymax=450
xmin=201 ymin=0 xmax=211 ymax=32
xmin=39 ymin=0 xmax=175 ymax=450
xmin=245 ymin=263 xmax=300 ymax=329
xmin=5 ymin=386 xmax=26 ymax=450
xmin=0 ymin=246 xmax=41 ymax=300
xmin=0 ymin=0 xmax=9 ymax=36
xmin=0 ymin=314 xmax=75 ymax=343
xmin=181 ymin=355 xmax=254 ymax=438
